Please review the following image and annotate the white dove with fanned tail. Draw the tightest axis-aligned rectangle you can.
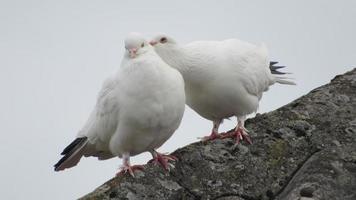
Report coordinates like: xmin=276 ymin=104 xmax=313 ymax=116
xmin=54 ymin=32 xmax=185 ymax=176
xmin=150 ymin=34 xmax=295 ymax=144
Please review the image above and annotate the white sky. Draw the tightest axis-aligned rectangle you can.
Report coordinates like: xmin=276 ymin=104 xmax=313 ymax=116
xmin=0 ymin=0 xmax=355 ymax=199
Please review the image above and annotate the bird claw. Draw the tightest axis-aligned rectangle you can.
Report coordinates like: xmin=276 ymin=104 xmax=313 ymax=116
xmin=221 ymin=127 xmax=252 ymax=144
xmin=148 ymin=153 xmax=178 ymax=171
xmin=116 ymin=164 xmax=144 ymax=177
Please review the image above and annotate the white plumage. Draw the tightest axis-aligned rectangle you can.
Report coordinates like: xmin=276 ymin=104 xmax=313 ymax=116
xmin=54 ymin=33 xmax=185 ymax=175
xmin=150 ymin=34 xmax=294 ymax=143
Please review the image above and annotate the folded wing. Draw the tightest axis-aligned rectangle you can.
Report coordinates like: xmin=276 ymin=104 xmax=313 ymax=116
xmin=54 ymin=77 xmax=119 ymax=171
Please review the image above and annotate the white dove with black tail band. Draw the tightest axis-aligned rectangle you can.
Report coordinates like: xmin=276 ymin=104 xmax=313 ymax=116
xmin=54 ymin=32 xmax=185 ymax=176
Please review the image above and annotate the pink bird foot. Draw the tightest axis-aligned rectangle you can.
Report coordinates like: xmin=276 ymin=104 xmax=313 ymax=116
xmin=222 ymin=127 xmax=252 ymax=144
xmin=148 ymin=152 xmax=178 ymax=171
xmin=199 ymin=120 xmax=224 ymax=142
xmin=199 ymin=131 xmax=222 ymax=142
xmin=116 ymin=164 xmax=144 ymax=177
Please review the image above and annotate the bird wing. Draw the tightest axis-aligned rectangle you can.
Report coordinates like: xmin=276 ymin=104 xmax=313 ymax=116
xmin=222 ymin=39 xmax=274 ymax=99
xmin=188 ymin=39 xmax=273 ymax=99
xmin=77 ymin=76 xmax=120 ymax=157
xmin=54 ymin=76 xmax=119 ymax=171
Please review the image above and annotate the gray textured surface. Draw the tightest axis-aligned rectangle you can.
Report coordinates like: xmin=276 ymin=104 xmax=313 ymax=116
xmin=80 ymin=68 xmax=356 ymax=200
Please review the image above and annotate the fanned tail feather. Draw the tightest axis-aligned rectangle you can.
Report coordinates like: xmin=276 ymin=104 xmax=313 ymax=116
xmin=275 ymin=77 xmax=296 ymax=85
xmin=54 ymin=137 xmax=88 ymax=171
xmin=270 ymin=61 xmax=296 ymax=85
xmin=270 ymin=61 xmax=288 ymax=75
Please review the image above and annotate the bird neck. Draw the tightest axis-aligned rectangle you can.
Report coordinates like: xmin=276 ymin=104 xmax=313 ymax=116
xmin=156 ymin=45 xmax=192 ymax=74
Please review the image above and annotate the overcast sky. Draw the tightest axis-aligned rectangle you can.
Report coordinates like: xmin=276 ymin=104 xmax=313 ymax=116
xmin=0 ymin=0 xmax=355 ymax=199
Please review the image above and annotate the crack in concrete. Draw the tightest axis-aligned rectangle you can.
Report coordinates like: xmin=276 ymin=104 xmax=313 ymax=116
xmin=271 ymin=148 xmax=321 ymax=199
xmin=212 ymin=192 xmax=257 ymax=200
xmin=168 ymin=169 xmax=202 ymax=200
xmin=174 ymin=178 xmax=202 ymax=199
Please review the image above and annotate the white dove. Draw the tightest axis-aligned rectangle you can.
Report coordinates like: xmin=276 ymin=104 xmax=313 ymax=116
xmin=54 ymin=32 xmax=185 ymax=176
xmin=150 ymin=34 xmax=295 ymax=144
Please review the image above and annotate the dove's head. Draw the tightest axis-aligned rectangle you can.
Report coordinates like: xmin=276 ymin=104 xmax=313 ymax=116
xmin=124 ymin=32 xmax=150 ymax=59
xmin=149 ymin=33 xmax=177 ymax=48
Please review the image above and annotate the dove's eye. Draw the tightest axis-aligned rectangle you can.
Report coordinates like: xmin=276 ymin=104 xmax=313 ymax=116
xmin=141 ymin=43 xmax=144 ymax=48
xmin=160 ymin=37 xmax=167 ymax=43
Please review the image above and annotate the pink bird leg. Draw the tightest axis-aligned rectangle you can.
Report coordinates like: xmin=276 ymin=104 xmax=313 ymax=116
xmin=116 ymin=153 xmax=144 ymax=177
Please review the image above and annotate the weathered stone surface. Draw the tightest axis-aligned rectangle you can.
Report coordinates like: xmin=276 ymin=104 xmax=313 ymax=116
xmin=80 ymin=68 xmax=356 ymax=200
xmin=276 ymin=145 xmax=356 ymax=200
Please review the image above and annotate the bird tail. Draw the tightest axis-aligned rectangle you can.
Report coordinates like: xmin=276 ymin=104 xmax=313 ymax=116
xmin=54 ymin=137 xmax=88 ymax=171
xmin=270 ymin=61 xmax=296 ymax=85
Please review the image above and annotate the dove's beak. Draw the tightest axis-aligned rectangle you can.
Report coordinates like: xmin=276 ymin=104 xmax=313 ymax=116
xmin=149 ymin=41 xmax=158 ymax=46
xmin=129 ymin=48 xmax=137 ymax=58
